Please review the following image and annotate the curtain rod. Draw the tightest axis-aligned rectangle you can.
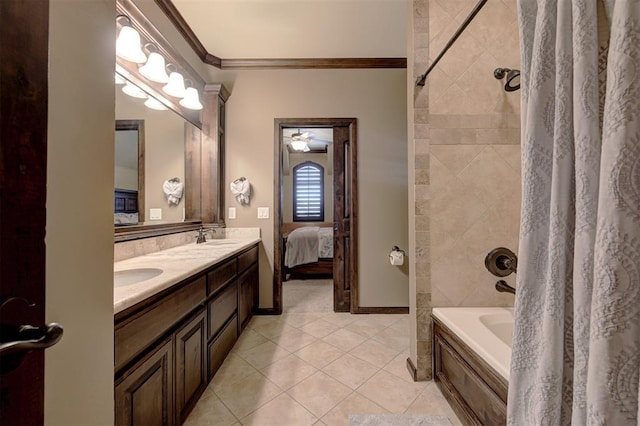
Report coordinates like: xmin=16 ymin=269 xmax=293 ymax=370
xmin=416 ymin=0 xmax=488 ymax=86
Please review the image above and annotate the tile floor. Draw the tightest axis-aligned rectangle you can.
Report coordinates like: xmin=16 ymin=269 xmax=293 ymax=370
xmin=185 ymin=280 xmax=461 ymax=426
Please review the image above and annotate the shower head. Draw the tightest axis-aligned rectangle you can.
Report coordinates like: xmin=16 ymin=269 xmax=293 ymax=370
xmin=494 ymin=67 xmax=520 ymax=92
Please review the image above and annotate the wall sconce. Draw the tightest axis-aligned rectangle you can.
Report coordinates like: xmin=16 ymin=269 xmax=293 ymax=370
xmin=115 ymin=16 xmax=146 ymax=64
xmin=139 ymin=50 xmax=170 ymax=84
xmin=163 ymin=66 xmax=187 ymax=98
xmin=180 ymin=86 xmax=203 ymax=110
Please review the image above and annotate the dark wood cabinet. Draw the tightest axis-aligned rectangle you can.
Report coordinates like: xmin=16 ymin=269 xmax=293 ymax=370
xmin=175 ymin=309 xmax=206 ymax=424
xmin=238 ymin=263 xmax=258 ymax=332
xmin=115 ymin=338 xmax=174 ymax=426
xmin=115 ymin=243 xmax=259 ymax=425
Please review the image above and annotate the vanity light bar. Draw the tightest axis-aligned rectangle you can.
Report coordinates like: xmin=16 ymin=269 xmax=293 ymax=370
xmin=116 ymin=11 xmax=204 ymax=114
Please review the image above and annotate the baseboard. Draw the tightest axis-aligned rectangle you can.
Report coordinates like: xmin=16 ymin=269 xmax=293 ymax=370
xmin=254 ymin=308 xmax=281 ymax=315
xmin=406 ymin=357 xmax=419 ymax=382
xmin=352 ymin=306 xmax=409 ymax=314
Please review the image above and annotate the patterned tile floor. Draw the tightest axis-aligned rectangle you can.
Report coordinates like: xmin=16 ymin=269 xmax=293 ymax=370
xmin=185 ymin=280 xmax=461 ymax=426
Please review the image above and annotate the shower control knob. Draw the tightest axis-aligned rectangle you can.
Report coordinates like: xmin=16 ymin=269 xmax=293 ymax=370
xmin=485 ymin=247 xmax=518 ymax=277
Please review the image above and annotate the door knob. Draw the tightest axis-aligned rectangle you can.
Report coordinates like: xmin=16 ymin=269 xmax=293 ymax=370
xmin=0 ymin=297 xmax=63 ymax=374
xmin=0 ymin=323 xmax=64 ymax=356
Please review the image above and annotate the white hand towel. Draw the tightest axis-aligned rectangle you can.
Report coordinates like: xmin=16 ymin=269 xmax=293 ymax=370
xmin=230 ymin=178 xmax=251 ymax=205
xmin=163 ymin=179 xmax=184 ymax=205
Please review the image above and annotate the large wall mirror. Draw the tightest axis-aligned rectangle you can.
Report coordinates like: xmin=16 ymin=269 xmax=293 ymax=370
xmin=114 ymin=0 xmax=228 ymax=242
xmin=115 ymin=82 xmax=198 ymax=226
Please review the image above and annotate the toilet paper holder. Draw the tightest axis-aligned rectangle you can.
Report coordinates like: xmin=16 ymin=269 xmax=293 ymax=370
xmin=391 ymin=246 xmax=405 ymax=256
xmin=389 ymin=246 xmax=406 ymax=266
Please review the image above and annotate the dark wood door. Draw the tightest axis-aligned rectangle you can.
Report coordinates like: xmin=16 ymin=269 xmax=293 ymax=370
xmin=0 ymin=1 xmax=51 ymax=424
xmin=175 ymin=309 xmax=206 ymax=424
xmin=115 ymin=338 xmax=174 ymax=426
xmin=332 ymin=125 xmax=355 ymax=312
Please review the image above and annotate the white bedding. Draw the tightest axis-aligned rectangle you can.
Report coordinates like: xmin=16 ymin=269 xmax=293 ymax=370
xmin=285 ymin=226 xmax=334 ymax=268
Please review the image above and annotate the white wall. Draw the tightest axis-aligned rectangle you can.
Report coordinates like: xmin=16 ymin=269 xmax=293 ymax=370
xmin=46 ymin=0 xmax=115 ymax=424
xmin=218 ymin=68 xmax=409 ymax=308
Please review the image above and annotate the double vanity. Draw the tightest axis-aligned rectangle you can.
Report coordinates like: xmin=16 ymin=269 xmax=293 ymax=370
xmin=113 ymin=237 xmax=260 ymax=425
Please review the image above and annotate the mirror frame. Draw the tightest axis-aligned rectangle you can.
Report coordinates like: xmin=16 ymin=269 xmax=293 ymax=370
xmin=115 ymin=119 xmax=145 ymax=223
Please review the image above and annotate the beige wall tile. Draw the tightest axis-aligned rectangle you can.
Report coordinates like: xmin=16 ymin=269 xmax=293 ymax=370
xmin=431 ymin=145 xmax=483 ymax=175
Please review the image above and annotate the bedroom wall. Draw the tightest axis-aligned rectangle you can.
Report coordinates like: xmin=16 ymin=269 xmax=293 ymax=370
xmin=214 ymin=68 xmax=409 ymax=309
xmin=283 ymin=152 xmax=334 ymax=223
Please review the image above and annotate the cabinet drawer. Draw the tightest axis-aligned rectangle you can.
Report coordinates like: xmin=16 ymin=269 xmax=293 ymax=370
xmin=115 ymin=276 xmax=206 ymax=372
xmin=207 ymin=281 xmax=237 ymax=340
xmin=207 ymin=257 xmax=237 ymax=296
xmin=208 ymin=315 xmax=238 ymax=380
xmin=238 ymin=246 xmax=258 ymax=272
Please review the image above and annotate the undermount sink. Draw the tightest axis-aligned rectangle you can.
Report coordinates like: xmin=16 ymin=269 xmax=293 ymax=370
xmin=114 ymin=268 xmax=163 ymax=287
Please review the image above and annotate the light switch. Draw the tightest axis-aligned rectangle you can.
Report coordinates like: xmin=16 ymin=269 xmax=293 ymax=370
xmin=149 ymin=208 xmax=162 ymax=220
xmin=228 ymin=207 xmax=236 ymax=219
xmin=257 ymin=207 xmax=269 ymax=219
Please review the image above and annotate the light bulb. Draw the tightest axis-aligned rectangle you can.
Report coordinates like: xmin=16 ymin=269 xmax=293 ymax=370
xmin=162 ymin=72 xmax=187 ymax=98
xmin=116 ymin=26 xmax=146 ymax=64
xmin=139 ymin=52 xmax=169 ymax=83
xmin=144 ymin=97 xmax=168 ymax=111
xmin=179 ymin=87 xmax=203 ymax=110
xmin=290 ymin=140 xmax=308 ymax=151
xmin=122 ymin=82 xmax=148 ymax=99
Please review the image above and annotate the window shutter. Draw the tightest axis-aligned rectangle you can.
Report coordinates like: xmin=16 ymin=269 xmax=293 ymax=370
xmin=293 ymin=162 xmax=324 ymax=221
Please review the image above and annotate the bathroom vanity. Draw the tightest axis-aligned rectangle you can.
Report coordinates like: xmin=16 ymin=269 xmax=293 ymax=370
xmin=114 ymin=239 xmax=259 ymax=425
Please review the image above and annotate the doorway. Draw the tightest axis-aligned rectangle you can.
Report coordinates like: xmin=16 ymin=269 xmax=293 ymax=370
xmin=273 ymin=118 xmax=358 ymax=314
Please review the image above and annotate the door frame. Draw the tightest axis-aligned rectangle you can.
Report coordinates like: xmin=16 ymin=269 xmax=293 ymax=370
xmin=271 ymin=118 xmax=358 ymax=315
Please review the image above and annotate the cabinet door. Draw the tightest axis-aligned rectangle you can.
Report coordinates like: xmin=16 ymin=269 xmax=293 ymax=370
xmin=238 ymin=263 xmax=258 ymax=332
xmin=175 ymin=309 xmax=206 ymax=424
xmin=115 ymin=338 xmax=173 ymax=426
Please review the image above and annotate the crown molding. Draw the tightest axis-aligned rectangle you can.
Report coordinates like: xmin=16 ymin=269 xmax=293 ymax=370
xmin=220 ymin=57 xmax=407 ymax=70
xmin=155 ymin=0 xmax=407 ymax=70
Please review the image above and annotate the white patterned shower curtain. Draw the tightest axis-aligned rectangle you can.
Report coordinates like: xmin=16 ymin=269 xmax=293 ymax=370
xmin=508 ymin=0 xmax=639 ymax=425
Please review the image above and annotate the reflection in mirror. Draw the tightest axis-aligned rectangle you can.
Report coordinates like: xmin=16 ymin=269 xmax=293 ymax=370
xmin=115 ymin=120 xmax=144 ymax=225
xmin=282 ymin=128 xmax=334 ymax=223
xmin=115 ymin=77 xmax=192 ymax=225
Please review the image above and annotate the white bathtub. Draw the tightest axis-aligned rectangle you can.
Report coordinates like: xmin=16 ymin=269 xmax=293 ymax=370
xmin=432 ymin=307 xmax=513 ymax=381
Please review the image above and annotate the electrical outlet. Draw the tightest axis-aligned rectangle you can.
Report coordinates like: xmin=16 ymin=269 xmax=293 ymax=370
xmin=149 ymin=208 xmax=162 ymax=220
xmin=228 ymin=207 xmax=236 ymax=219
xmin=257 ymin=207 xmax=269 ymax=219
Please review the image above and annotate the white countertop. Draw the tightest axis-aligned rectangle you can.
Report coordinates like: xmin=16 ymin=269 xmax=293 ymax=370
xmin=114 ymin=238 xmax=261 ymax=314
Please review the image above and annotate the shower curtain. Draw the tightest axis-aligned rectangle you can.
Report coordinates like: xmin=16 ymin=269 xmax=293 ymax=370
xmin=508 ymin=0 xmax=639 ymax=425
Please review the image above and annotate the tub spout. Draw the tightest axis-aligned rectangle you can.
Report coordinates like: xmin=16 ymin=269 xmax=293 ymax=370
xmin=495 ymin=280 xmax=516 ymax=294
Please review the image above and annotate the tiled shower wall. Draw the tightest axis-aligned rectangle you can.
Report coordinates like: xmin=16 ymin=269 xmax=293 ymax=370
xmin=428 ymin=0 xmax=521 ymax=307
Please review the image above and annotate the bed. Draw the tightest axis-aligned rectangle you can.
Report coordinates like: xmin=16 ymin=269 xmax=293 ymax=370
xmin=114 ymin=188 xmax=139 ymax=226
xmin=282 ymin=222 xmax=333 ymax=280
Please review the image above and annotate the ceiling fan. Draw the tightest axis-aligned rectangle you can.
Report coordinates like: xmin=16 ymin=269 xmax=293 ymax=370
xmin=283 ymin=129 xmax=332 ymax=152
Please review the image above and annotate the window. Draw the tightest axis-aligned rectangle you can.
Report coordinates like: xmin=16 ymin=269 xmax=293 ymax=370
xmin=293 ymin=161 xmax=324 ymax=221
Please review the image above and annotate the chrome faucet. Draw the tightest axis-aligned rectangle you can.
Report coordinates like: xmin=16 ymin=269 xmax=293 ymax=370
xmin=196 ymin=226 xmax=207 ymax=244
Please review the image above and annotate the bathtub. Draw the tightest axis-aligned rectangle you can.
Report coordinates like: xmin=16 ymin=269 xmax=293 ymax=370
xmin=431 ymin=307 xmax=513 ymax=424
xmin=432 ymin=307 xmax=513 ymax=381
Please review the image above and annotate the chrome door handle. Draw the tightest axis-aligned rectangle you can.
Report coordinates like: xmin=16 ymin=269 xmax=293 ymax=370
xmin=0 ymin=322 xmax=63 ymax=357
